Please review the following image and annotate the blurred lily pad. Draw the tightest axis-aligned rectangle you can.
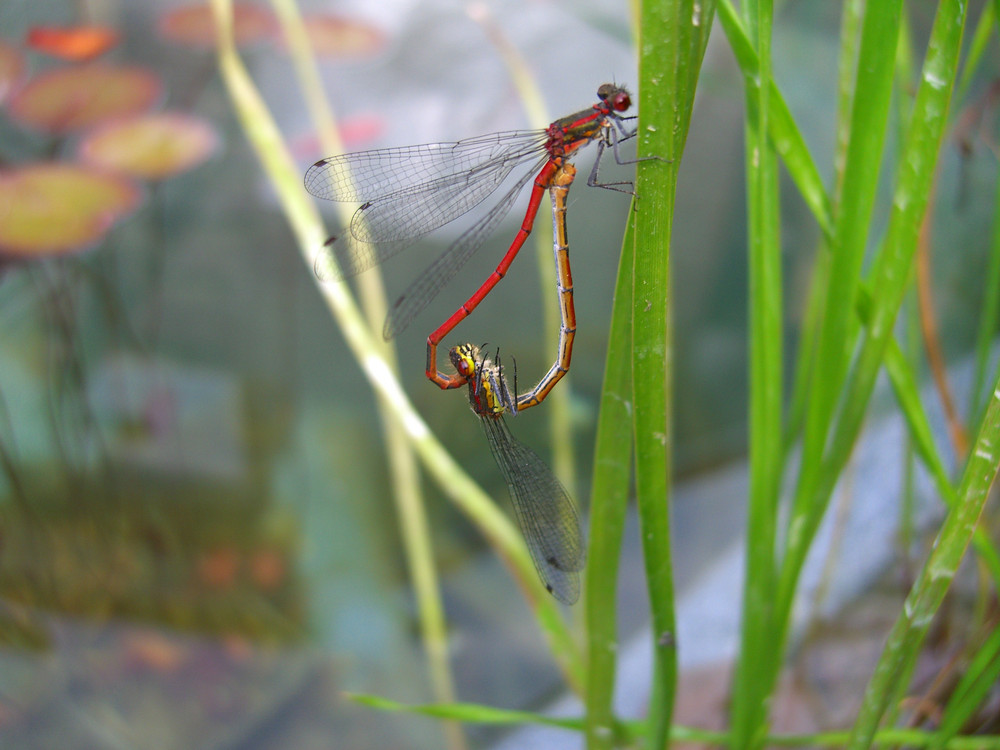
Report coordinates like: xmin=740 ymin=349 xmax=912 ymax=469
xmin=0 ymin=41 xmax=25 ymax=105
xmin=79 ymin=112 xmax=218 ymax=180
xmin=300 ymin=14 xmax=384 ymax=58
xmin=8 ymin=65 xmax=162 ymax=135
xmin=158 ymin=3 xmax=275 ymax=48
xmin=26 ymin=25 xmax=120 ymax=62
xmin=0 ymin=163 xmax=140 ymax=256
xmin=291 ymin=114 xmax=385 ymax=160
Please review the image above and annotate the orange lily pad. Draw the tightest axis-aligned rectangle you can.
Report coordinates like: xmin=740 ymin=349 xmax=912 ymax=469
xmin=8 ymin=65 xmax=161 ymax=135
xmin=0 ymin=163 xmax=140 ymax=256
xmin=158 ymin=3 xmax=275 ymax=48
xmin=300 ymin=14 xmax=384 ymax=58
xmin=79 ymin=112 xmax=218 ymax=180
xmin=0 ymin=41 xmax=25 ymax=105
xmin=26 ymin=25 xmax=120 ymax=62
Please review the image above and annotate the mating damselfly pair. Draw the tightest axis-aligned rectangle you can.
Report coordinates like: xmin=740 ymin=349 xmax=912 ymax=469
xmin=306 ymin=84 xmax=648 ymax=603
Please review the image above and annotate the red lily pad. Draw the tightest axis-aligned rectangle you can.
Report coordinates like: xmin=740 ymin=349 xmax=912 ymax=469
xmin=26 ymin=25 xmax=120 ymax=62
xmin=0 ymin=41 xmax=25 ymax=105
xmin=7 ymin=65 xmax=161 ymax=135
xmin=158 ymin=3 xmax=275 ymax=48
xmin=0 ymin=163 xmax=141 ymax=256
xmin=79 ymin=112 xmax=218 ymax=180
xmin=300 ymin=14 xmax=384 ymax=58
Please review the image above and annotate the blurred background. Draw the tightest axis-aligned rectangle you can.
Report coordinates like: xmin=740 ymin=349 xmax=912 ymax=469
xmin=0 ymin=0 xmax=995 ymax=748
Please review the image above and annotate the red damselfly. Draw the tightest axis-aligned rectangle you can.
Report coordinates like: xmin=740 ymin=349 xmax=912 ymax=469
xmin=305 ymin=84 xmax=640 ymax=391
xmin=510 ymin=161 xmax=576 ymax=412
xmin=450 ymin=343 xmax=584 ymax=604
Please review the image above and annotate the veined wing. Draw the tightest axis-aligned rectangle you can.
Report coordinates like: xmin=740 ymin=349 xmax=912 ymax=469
xmin=308 ymin=131 xmax=548 ymax=280
xmin=304 ymin=129 xmax=546 ymax=203
xmin=480 ymin=415 xmax=585 ymax=605
xmin=381 ymin=156 xmax=546 ymax=339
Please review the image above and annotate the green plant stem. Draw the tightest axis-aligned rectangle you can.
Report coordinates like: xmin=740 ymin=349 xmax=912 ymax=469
xmin=584 ymin=217 xmax=635 ymax=750
xmin=776 ymin=0 xmax=968 ymax=736
xmin=955 ymin=1 xmax=995 ymax=105
xmin=931 ymin=620 xmax=1000 ymax=750
xmin=636 ymin=1 xmax=715 ymax=746
xmin=786 ymin=2 xmax=904 ymax=619
xmin=731 ymin=0 xmax=782 ymax=748
xmin=848 ymin=376 xmax=1000 ymax=749
xmin=350 ymin=693 xmax=1000 ymax=749
xmin=716 ymin=1 xmax=832 ymax=237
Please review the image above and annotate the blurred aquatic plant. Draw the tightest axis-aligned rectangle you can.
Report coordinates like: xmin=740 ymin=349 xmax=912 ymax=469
xmin=0 ymin=163 xmax=140 ymax=256
xmin=77 ymin=112 xmax=218 ymax=181
xmin=158 ymin=2 xmax=277 ymax=50
xmin=7 ymin=65 xmax=162 ymax=136
xmin=0 ymin=10 xmax=257 ymax=633
xmin=0 ymin=41 xmax=24 ymax=105
xmin=25 ymin=25 xmax=120 ymax=63
xmin=294 ymin=13 xmax=384 ymax=59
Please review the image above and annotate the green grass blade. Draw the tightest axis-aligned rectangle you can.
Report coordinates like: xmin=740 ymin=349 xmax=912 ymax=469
xmin=781 ymin=9 xmax=904 ymax=635
xmin=349 ymin=694 xmax=1000 ymax=749
xmin=716 ymin=0 xmax=833 ymax=236
xmin=812 ymin=0 xmax=903 ymax=397
xmin=815 ymin=0 xmax=968 ymax=556
xmin=784 ymin=0 xmax=861 ymax=456
xmin=969 ymin=168 xmax=1000 ymax=423
xmin=847 ymin=373 xmax=1000 ymax=749
xmin=636 ymin=0 xmax=716 ymax=745
xmin=792 ymin=0 xmax=904 ymax=547
xmin=931 ymin=624 xmax=1000 ymax=750
xmin=584 ymin=213 xmax=636 ymax=749
xmin=778 ymin=8 xmax=968 ymax=675
xmin=955 ymin=1 xmax=994 ymax=104
xmin=349 ymin=693 xmax=585 ymax=731
xmin=731 ymin=0 xmax=784 ymax=746
xmin=875 ymin=297 xmax=1000 ymax=585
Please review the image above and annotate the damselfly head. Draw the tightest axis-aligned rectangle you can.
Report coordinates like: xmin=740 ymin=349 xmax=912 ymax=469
xmin=597 ymin=83 xmax=632 ymax=113
xmin=449 ymin=343 xmax=480 ymax=380
xmin=451 ymin=343 xmax=511 ymax=418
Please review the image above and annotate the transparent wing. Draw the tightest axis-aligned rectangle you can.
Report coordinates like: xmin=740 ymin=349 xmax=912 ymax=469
xmin=307 ymin=131 xmax=548 ymax=280
xmin=348 ymin=154 xmax=518 ymax=245
xmin=382 ymin=157 xmax=546 ymax=339
xmin=313 ymin=231 xmax=411 ymax=281
xmin=304 ymin=130 xmax=546 ymax=202
xmin=479 ymin=415 xmax=585 ymax=605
